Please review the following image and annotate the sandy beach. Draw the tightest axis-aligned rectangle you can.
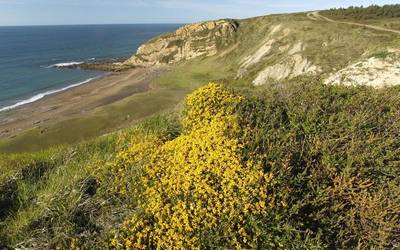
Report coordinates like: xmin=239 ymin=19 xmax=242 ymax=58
xmin=0 ymin=66 xmax=168 ymax=139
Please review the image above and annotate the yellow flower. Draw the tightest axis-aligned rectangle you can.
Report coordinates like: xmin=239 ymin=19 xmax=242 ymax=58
xmin=111 ymin=239 xmax=119 ymax=247
xmin=107 ymin=83 xmax=273 ymax=249
xmin=125 ymin=239 xmax=132 ymax=249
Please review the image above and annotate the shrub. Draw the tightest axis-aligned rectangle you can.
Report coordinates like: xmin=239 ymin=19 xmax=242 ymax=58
xmin=183 ymin=82 xmax=243 ymax=131
xmin=236 ymin=80 xmax=400 ymax=249
xmin=96 ymin=81 xmax=400 ymax=249
xmin=110 ymin=84 xmax=273 ymax=249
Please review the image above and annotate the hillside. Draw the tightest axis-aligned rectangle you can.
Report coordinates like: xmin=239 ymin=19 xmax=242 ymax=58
xmin=123 ymin=9 xmax=400 ymax=86
xmin=1 ymin=7 xmax=400 ymax=152
xmin=1 ymin=5 xmax=400 ymax=249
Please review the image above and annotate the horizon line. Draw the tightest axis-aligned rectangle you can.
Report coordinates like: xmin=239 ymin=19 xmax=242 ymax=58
xmin=0 ymin=23 xmax=187 ymax=28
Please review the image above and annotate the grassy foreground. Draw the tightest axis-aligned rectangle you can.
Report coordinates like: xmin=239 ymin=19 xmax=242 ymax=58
xmin=1 ymin=79 xmax=399 ymax=249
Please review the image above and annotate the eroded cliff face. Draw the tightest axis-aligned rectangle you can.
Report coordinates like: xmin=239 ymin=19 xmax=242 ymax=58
xmin=124 ymin=20 xmax=239 ymax=66
xmin=324 ymin=50 xmax=400 ymax=88
xmin=236 ymin=25 xmax=321 ymax=85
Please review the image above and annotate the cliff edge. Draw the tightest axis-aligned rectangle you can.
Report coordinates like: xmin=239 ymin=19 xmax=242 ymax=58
xmin=124 ymin=19 xmax=239 ymax=66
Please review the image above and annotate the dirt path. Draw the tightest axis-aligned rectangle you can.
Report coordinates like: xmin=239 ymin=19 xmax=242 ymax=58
xmin=307 ymin=11 xmax=400 ymax=35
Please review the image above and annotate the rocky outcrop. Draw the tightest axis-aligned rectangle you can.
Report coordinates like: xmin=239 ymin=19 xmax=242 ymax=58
xmin=324 ymin=52 xmax=400 ymax=88
xmin=78 ymin=62 xmax=133 ymax=72
xmin=236 ymin=24 xmax=320 ymax=85
xmin=253 ymin=54 xmax=321 ymax=85
xmin=237 ymin=25 xmax=289 ymax=78
xmin=125 ymin=20 xmax=239 ymax=66
xmin=54 ymin=59 xmax=131 ymax=72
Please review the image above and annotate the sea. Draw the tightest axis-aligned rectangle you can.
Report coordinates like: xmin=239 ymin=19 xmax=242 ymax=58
xmin=0 ymin=24 xmax=181 ymax=112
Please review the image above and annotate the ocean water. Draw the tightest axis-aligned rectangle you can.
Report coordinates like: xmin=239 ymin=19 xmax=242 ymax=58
xmin=0 ymin=24 xmax=181 ymax=112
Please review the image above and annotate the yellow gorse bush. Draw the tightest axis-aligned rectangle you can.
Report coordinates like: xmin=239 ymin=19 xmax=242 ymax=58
xmin=92 ymin=129 xmax=164 ymax=197
xmin=111 ymin=83 xmax=273 ymax=249
xmin=183 ymin=82 xmax=243 ymax=131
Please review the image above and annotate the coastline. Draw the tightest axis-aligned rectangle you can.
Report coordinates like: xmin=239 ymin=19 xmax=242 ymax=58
xmin=0 ymin=65 xmax=168 ymax=140
xmin=0 ymin=74 xmax=108 ymax=112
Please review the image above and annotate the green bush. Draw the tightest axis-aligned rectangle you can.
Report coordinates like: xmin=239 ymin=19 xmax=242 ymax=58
xmin=236 ymin=79 xmax=400 ymax=248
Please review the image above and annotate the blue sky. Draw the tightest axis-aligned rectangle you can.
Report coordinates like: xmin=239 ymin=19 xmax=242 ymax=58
xmin=0 ymin=0 xmax=399 ymax=26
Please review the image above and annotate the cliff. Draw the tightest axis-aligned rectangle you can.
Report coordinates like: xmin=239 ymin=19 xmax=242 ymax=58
xmin=124 ymin=19 xmax=239 ymax=66
xmin=60 ymin=10 xmax=400 ymax=88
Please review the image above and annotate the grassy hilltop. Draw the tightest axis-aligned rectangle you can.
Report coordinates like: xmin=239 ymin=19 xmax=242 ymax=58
xmin=1 ymin=5 xmax=400 ymax=249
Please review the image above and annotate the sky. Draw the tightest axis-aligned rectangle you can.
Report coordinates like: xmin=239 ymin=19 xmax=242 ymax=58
xmin=0 ymin=0 xmax=399 ymax=26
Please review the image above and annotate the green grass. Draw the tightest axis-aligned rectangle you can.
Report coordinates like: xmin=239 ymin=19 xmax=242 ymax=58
xmin=369 ymin=50 xmax=392 ymax=59
xmin=1 ymin=80 xmax=399 ymax=248
xmin=153 ymin=56 xmax=235 ymax=88
xmin=0 ymin=114 xmax=179 ymax=248
xmin=322 ymin=14 xmax=400 ymax=31
xmin=0 ymin=133 xmax=119 ymax=247
xmin=321 ymin=5 xmax=400 ymax=31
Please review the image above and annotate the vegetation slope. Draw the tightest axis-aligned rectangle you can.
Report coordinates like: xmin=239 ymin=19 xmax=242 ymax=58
xmin=1 ymin=4 xmax=400 ymax=249
xmin=2 ymin=4 xmax=400 ymax=152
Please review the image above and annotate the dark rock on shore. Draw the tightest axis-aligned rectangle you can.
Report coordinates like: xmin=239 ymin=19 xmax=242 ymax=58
xmin=56 ymin=58 xmax=136 ymax=72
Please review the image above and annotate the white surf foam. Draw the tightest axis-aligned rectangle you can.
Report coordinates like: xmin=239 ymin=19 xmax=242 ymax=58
xmin=0 ymin=76 xmax=102 ymax=112
xmin=46 ymin=61 xmax=84 ymax=68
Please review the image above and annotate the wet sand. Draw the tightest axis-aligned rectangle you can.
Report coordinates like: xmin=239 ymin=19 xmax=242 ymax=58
xmin=0 ymin=66 xmax=168 ymax=139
